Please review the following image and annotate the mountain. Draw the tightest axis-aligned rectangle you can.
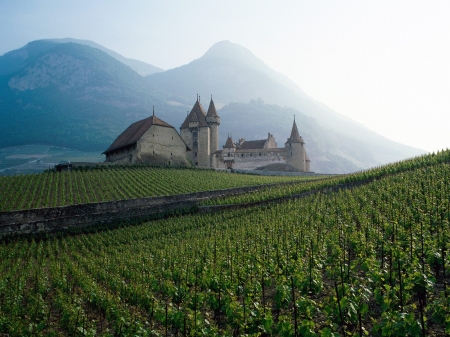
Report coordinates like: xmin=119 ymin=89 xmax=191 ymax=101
xmin=0 ymin=40 xmax=182 ymax=151
xmin=48 ymin=38 xmax=164 ymax=76
xmin=0 ymin=39 xmax=425 ymax=173
xmin=146 ymin=41 xmax=424 ymax=171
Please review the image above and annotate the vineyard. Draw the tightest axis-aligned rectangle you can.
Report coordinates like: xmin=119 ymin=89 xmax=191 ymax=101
xmin=1 ymin=152 xmax=450 ymax=336
xmin=0 ymin=166 xmax=317 ymax=212
xmin=202 ymin=150 xmax=450 ymax=206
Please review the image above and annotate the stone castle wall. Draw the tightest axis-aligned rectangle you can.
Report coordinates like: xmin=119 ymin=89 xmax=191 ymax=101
xmin=233 ymin=152 xmax=287 ymax=170
xmin=180 ymin=128 xmax=194 ymax=163
xmin=209 ymin=124 xmax=219 ymax=155
xmin=106 ymin=147 xmax=136 ymax=164
xmin=137 ymin=125 xmax=189 ymax=166
xmin=198 ymin=127 xmax=211 ymax=167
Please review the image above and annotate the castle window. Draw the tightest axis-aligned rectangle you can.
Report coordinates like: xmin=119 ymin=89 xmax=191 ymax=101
xmin=153 ymin=134 xmax=155 ymax=137
xmin=169 ymin=161 xmax=171 ymax=165
xmin=195 ymin=152 xmax=197 ymax=157
xmin=241 ymin=154 xmax=244 ymax=157
xmin=171 ymin=153 xmax=172 ymax=156
xmin=228 ymin=153 xmax=230 ymax=157
xmin=193 ymin=131 xmax=198 ymax=138
xmin=193 ymin=141 xmax=198 ymax=148
xmin=153 ymin=151 xmax=154 ymax=155
xmin=195 ymin=162 xmax=198 ymax=166
xmin=259 ymin=153 xmax=261 ymax=156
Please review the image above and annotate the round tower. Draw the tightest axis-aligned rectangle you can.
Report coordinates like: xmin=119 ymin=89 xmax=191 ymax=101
xmin=285 ymin=117 xmax=306 ymax=171
xmin=206 ymin=96 xmax=220 ymax=154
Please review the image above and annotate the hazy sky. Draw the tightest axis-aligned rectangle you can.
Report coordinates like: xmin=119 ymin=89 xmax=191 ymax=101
xmin=1 ymin=0 xmax=449 ymax=152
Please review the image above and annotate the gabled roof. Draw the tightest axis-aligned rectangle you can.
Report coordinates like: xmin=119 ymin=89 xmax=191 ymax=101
xmin=103 ymin=115 xmax=172 ymax=154
xmin=286 ymin=119 xmax=304 ymax=144
xmin=224 ymin=136 xmax=236 ymax=148
xmin=206 ymin=97 xmax=219 ymax=117
xmin=239 ymin=139 xmax=267 ymax=149
xmin=181 ymin=99 xmax=208 ymax=128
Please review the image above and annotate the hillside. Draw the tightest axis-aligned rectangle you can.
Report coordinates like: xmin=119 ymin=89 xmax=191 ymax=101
xmin=219 ymin=100 xmax=375 ymax=173
xmin=0 ymin=152 xmax=448 ymax=336
xmin=146 ymin=41 xmax=424 ymax=170
xmin=0 ymin=40 xmax=182 ymax=151
xmin=48 ymin=38 xmax=164 ymax=76
xmin=0 ymin=166 xmax=311 ymax=212
xmin=0 ymin=39 xmax=425 ymax=173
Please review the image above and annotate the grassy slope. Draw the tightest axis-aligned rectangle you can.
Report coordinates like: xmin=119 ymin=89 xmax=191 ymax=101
xmin=0 ymin=152 xmax=449 ymax=336
xmin=0 ymin=166 xmax=316 ymax=212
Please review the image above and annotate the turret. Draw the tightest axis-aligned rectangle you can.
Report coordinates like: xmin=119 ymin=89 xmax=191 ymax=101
xmin=222 ymin=135 xmax=236 ymax=169
xmin=285 ymin=117 xmax=306 ymax=171
xmin=206 ymin=95 xmax=220 ymax=154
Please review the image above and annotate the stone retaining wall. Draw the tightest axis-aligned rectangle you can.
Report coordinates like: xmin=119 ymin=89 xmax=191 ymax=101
xmin=0 ymin=178 xmax=374 ymax=238
xmin=0 ymin=182 xmax=294 ymax=237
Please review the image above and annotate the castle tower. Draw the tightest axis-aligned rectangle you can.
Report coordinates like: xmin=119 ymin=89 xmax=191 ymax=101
xmin=180 ymin=97 xmax=211 ymax=167
xmin=206 ymin=96 xmax=220 ymax=155
xmin=222 ymin=135 xmax=236 ymax=169
xmin=285 ymin=117 xmax=306 ymax=171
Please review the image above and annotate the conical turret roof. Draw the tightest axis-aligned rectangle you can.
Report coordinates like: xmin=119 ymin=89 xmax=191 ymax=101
xmin=181 ymin=99 xmax=208 ymax=128
xmin=286 ymin=118 xmax=304 ymax=144
xmin=206 ymin=96 xmax=219 ymax=117
xmin=224 ymin=135 xmax=236 ymax=148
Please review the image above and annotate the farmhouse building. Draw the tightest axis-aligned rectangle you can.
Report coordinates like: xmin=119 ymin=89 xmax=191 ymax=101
xmin=103 ymin=109 xmax=190 ymax=166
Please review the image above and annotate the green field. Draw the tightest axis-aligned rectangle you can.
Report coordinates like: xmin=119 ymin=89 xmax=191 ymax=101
xmin=0 ymin=166 xmax=318 ymax=212
xmin=0 ymin=152 xmax=449 ymax=336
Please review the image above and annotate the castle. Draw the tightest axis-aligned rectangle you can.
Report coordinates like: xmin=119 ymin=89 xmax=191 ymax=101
xmin=104 ymin=96 xmax=310 ymax=172
xmin=180 ymin=96 xmax=310 ymax=172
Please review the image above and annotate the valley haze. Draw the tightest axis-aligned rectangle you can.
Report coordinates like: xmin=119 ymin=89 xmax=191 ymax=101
xmin=1 ymin=1 xmax=448 ymax=155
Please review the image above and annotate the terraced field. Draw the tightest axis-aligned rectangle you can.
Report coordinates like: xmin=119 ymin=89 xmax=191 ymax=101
xmin=1 ymin=152 xmax=449 ymax=336
xmin=0 ymin=166 xmax=319 ymax=212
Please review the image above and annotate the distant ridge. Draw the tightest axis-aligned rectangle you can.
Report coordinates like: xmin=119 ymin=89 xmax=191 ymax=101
xmin=48 ymin=38 xmax=164 ymax=76
xmin=0 ymin=38 xmax=425 ymax=173
xmin=146 ymin=40 xmax=424 ymax=172
xmin=0 ymin=40 xmax=183 ymax=151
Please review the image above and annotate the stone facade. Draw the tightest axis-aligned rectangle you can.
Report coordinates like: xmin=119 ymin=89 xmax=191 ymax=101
xmin=212 ymin=120 xmax=311 ymax=172
xmin=136 ymin=125 xmax=190 ymax=166
xmin=180 ymin=96 xmax=220 ymax=168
